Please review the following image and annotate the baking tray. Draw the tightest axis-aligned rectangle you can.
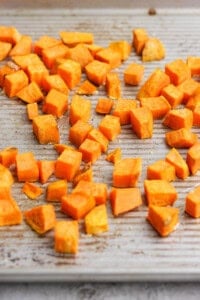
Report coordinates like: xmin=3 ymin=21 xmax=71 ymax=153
xmin=1 ymin=1 xmax=200 ymax=282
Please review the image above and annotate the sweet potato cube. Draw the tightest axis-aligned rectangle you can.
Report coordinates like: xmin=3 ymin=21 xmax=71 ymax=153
xmin=113 ymin=158 xmax=142 ymax=188
xmin=133 ymin=28 xmax=148 ymax=55
xmin=130 ymin=106 xmax=153 ymax=139
xmin=42 ymin=74 xmax=69 ymax=95
xmin=177 ymin=78 xmax=199 ymax=103
xmin=142 ymin=37 xmax=166 ymax=62
xmin=57 ymin=59 xmax=81 ymax=89
xmin=165 ymin=148 xmax=189 ymax=179
xmin=24 ymin=204 xmax=56 ymax=234
xmin=69 ymin=44 xmax=93 ymax=70
xmin=110 ymin=187 xmax=142 ymax=216
xmin=73 ymin=165 xmax=93 ymax=186
xmin=22 ymin=182 xmax=43 ymax=200
xmin=27 ymin=102 xmax=39 ymax=120
xmin=109 ymin=40 xmax=131 ymax=60
xmin=163 ymin=108 xmax=193 ymax=130
xmin=85 ymin=60 xmax=110 ymax=86
xmin=0 ymin=64 xmax=17 ymax=88
xmin=99 ymin=115 xmax=121 ymax=141
xmin=16 ymin=152 xmax=39 ymax=182
xmin=26 ymin=63 xmax=49 ymax=87
xmin=165 ymin=128 xmax=198 ymax=148
xmin=0 ymin=26 xmax=21 ymax=45
xmin=4 ymin=70 xmax=29 ymax=98
xmin=87 ymin=128 xmax=109 ymax=153
xmin=186 ymin=142 xmax=200 ymax=175
xmin=95 ymin=98 xmax=113 ymax=114
xmin=165 ymin=59 xmax=191 ymax=86
xmin=112 ymin=98 xmax=137 ymax=125
xmin=34 ymin=35 xmax=62 ymax=56
xmin=106 ymin=148 xmax=122 ymax=164
xmin=0 ymin=147 xmax=18 ymax=168
xmin=185 ymin=186 xmax=200 ymax=218
xmin=140 ymin=96 xmax=171 ymax=119
xmin=60 ymin=31 xmax=94 ymax=47
xmin=79 ymin=138 xmax=101 ymax=163
xmin=0 ymin=197 xmax=22 ymax=226
xmin=55 ymin=148 xmax=82 ymax=181
xmin=11 ymin=53 xmax=42 ymax=71
xmin=54 ymin=220 xmax=79 ymax=254
xmin=161 ymin=84 xmax=184 ymax=108
xmin=186 ymin=86 xmax=200 ymax=110
xmin=61 ymin=193 xmax=95 ymax=220
xmin=9 ymin=35 xmax=32 ymax=56
xmin=32 ymin=114 xmax=60 ymax=144
xmin=69 ymin=95 xmax=91 ymax=125
xmin=85 ymin=204 xmax=108 ymax=235
xmin=42 ymin=88 xmax=68 ymax=118
xmin=86 ymin=44 xmax=103 ymax=57
xmin=144 ymin=179 xmax=177 ymax=206
xmin=37 ymin=160 xmax=55 ymax=184
xmin=0 ymin=164 xmax=14 ymax=186
xmin=95 ymin=47 xmax=121 ymax=69
xmin=46 ymin=180 xmax=67 ymax=202
xmin=77 ymin=80 xmax=97 ymax=96
xmin=17 ymin=81 xmax=44 ymax=104
xmin=147 ymin=205 xmax=179 ymax=237
xmin=42 ymin=43 xmax=69 ymax=69
xmin=69 ymin=120 xmax=93 ymax=148
xmin=0 ymin=41 xmax=12 ymax=61
xmin=124 ymin=63 xmax=144 ymax=86
xmin=187 ymin=56 xmax=200 ymax=76
xmin=193 ymin=106 xmax=200 ymax=126
xmin=106 ymin=72 xmax=121 ymax=99
xmin=147 ymin=159 xmax=176 ymax=181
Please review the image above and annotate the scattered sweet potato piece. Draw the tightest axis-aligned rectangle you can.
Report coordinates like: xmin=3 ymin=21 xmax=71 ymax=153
xmin=57 ymin=59 xmax=81 ymax=89
xmin=42 ymin=43 xmax=69 ymax=69
xmin=99 ymin=115 xmax=121 ymax=141
xmin=55 ymin=148 xmax=82 ymax=181
xmin=60 ymin=31 xmax=94 ymax=47
xmin=106 ymin=148 xmax=122 ymax=164
xmin=177 ymin=78 xmax=199 ymax=103
xmin=0 ymin=26 xmax=21 ymax=45
xmin=42 ymin=88 xmax=68 ymax=118
xmin=9 ymin=35 xmax=32 ymax=56
xmin=4 ymin=69 xmax=29 ymax=98
xmin=112 ymin=98 xmax=137 ymax=125
xmin=109 ymin=40 xmax=131 ymax=60
xmin=46 ymin=180 xmax=67 ymax=202
xmin=54 ymin=143 xmax=75 ymax=154
xmin=37 ymin=160 xmax=55 ymax=184
xmin=133 ymin=28 xmax=148 ymax=55
xmin=124 ymin=63 xmax=144 ymax=86
xmin=54 ymin=220 xmax=79 ymax=254
xmin=95 ymin=98 xmax=113 ymax=114
xmin=0 ymin=164 xmax=14 ymax=186
xmin=17 ymin=81 xmax=44 ymax=104
xmin=130 ymin=106 xmax=153 ymax=139
xmin=73 ymin=164 xmax=93 ymax=186
xmin=142 ymin=37 xmax=165 ymax=62
xmin=187 ymin=56 xmax=200 ymax=76
xmin=85 ymin=204 xmax=108 ymax=235
xmin=186 ymin=86 xmax=200 ymax=110
xmin=140 ymin=96 xmax=171 ymax=119
xmin=147 ymin=159 xmax=176 ymax=181
xmin=34 ymin=35 xmax=62 ymax=56
xmin=69 ymin=120 xmax=92 ymax=148
xmin=0 ymin=41 xmax=12 ymax=61
xmin=76 ymin=80 xmax=97 ymax=95
xmin=193 ymin=106 xmax=200 ymax=126
xmin=113 ymin=158 xmax=142 ymax=188
xmin=165 ymin=59 xmax=191 ymax=86
xmin=22 ymin=182 xmax=43 ymax=200
xmin=11 ymin=53 xmax=42 ymax=71
xmin=24 ymin=204 xmax=56 ymax=234
xmin=85 ymin=60 xmax=110 ymax=86
xmin=86 ymin=44 xmax=103 ymax=57
xmin=79 ymin=138 xmax=101 ymax=163
xmin=95 ymin=47 xmax=121 ymax=69
xmin=61 ymin=192 xmax=95 ymax=220
xmin=32 ymin=114 xmax=60 ymax=144
xmin=87 ymin=128 xmax=109 ymax=153
xmin=165 ymin=147 xmax=189 ymax=179
xmin=26 ymin=63 xmax=49 ymax=87
xmin=106 ymin=72 xmax=121 ymax=99
xmin=16 ymin=152 xmax=39 ymax=182
xmin=163 ymin=108 xmax=193 ymax=130
xmin=185 ymin=186 xmax=200 ymax=218
xmin=0 ymin=196 xmax=22 ymax=226
xmin=69 ymin=94 xmax=91 ymax=125
xmin=27 ymin=102 xmax=39 ymax=120
xmin=144 ymin=179 xmax=177 ymax=206
xmin=161 ymin=84 xmax=184 ymax=108
xmin=165 ymin=128 xmax=198 ymax=148
xmin=42 ymin=74 xmax=69 ymax=95
xmin=0 ymin=64 xmax=17 ymax=88
xmin=0 ymin=147 xmax=18 ymax=168
xmin=186 ymin=142 xmax=200 ymax=175
xmin=147 ymin=205 xmax=179 ymax=237
xmin=110 ymin=187 xmax=142 ymax=216
xmin=68 ymin=43 xmax=93 ymax=70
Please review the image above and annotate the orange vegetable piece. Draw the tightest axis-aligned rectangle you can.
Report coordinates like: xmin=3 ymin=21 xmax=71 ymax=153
xmin=57 ymin=59 xmax=81 ymax=89
xmin=109 ymin=40 xmax=131 ymax=60
xmin=68 ymin=43 xmax=93 ymax=70
xmin=22 ymin=182 xmax=43 ymax=200
xmin=186 ymin=142 xmax=200 ymax=175
xmin=133 ymin=28 xmax=148 ymax=55
xmin=106 ymin=148 xmax=122 ymax=164
xmin=142 ymin=37 xmax=166 ymax=62
xmin=137 ymin=68 xmax=170 ymax=100
xmin=0 ymin=26 xmax=21 ymax=45
xmin=55 ymin=148 xmax=82 ymax=181
xmin=42 ymin=88 xmax=68 ymax=118
xmin=113 ymin=158 xmax=142 ymax=188
xmin=95 ymin=47 xmax=121 ymax=69
xmin=73 ymin=164 xmax=93 ymax=186
xmin=163 ymin=108 xmax=193 ymax=130
xmin=140 ymin=96 xmax=171 ymax=119
xmin=60 ymin=31 xmax=94 ymax=47
xmin=193 ymin=106 xmax=200 ymax=126
xmin=99 ymin=115 xmax=121 ymax=141
xmin=4 ymin=69 xmax=29 ymax=98
xmin=46 ymin=180 xmax=67 ymax=202
xmin=42 ymin=43 xmax=69 ymax=69
xmin=147 ymin=159 xmax=176 ymax=182
xmin=165 ymin=128 xmax=198 ymax=148
xmin=32 ymin=114 xmax=60 ymax=144
xmin=0 ymin=196 xmax=22 ymax=226
xmin=54 ymin=143 xmax=75 ymax=154
xmin=0 ymin=164 xmax=14 ymax=186
xmin=61 ymin=193 xmax=95 ymax=220
xmin=0 ymin=147 xmax=18 ymax=168
xmin=0 ymin=41 xmax=12 ymax=61
xmin=177 ymin=78 xmax=199 ymax=103
xmin=42 ymin=74 xmax=69 ymax=95
xmin=186 ymin=86 xmax=200 ymax=110
xmin=144 ymin=179 xmax=177 ymax=206
xmin=9 ymin=35 xmax=32 ymax=56
xmin=26 ymin=62 xmax=49 ymax=87
xmin=85 ymin=60 xmax=110 ymax=86
xmin=161 ymin=84 xmax=184 ymax=108
xmin=95 ymin=98 xmax=113 ymax=114
xmin=69 ymin=120 xmax=93 ymax=148
xmin=165 ymin=147 xmax=189 ymax=179
xmin=37 ymin=160 xmax=55 ymax=184
xmin=17 ymin=81 xmax=44 ymax=104
xmin=187 ymin=56 xmax=200 ymax=76
xmin=69 ymin=94 xmax=91 ymax=126
xmin=79 ymin=138 xmax=101 ymax=163
xmin=110 ymin=187 xmax=142 ymax=216
xmin=76 ymin=80 xmax=97 ymax=96
xmin=112 ymin=98 xmax=137 ymax=125
xmin=106 ymin=72 xmax=121 ymax=99
xmin=87 ymin=128 xmax=109 ymax=153
xmin=185 ymin=186 xmax=200 ymax=218
xmin=85 ymin=204 xmax=108 ymax=235
xmin=24 ymin=204 xmax=56 ymax=234
xmin=16 ymin=152 xmax=39 ymax=182
xmin=165 ymin=59 xmax=191 ymax=86
xmin=130 ymin=106 xmax=153 ymax=139
xmin=0 ymin=64 xmax=17 ymax=88
xmin=147 ymin=205 xmax=179 ymax=237
xmin=54 ymin=220 xmax=79 ymax=254
xmin=86 ymin=44 xmax=103 ymax=57
xmin=27 ymin=102 xmax=39 ymax=120
xmin=34 ymin=35 xmax=62 ymax=56
xmin=124 ymin=62 xmax=144 ymax=86
xmin=11 ymin=53 xmax=42 ymax=71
